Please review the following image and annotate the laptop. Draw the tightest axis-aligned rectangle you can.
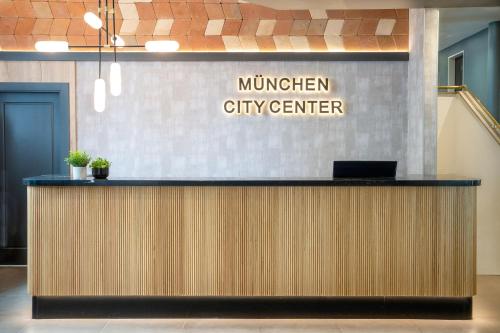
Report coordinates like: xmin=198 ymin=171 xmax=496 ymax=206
xmin=333 ymin=161 xmax=397 ymax=178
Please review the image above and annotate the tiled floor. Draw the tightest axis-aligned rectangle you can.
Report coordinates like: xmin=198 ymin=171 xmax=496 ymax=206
xmin=0 ymin=267 xmax=499 ymax=333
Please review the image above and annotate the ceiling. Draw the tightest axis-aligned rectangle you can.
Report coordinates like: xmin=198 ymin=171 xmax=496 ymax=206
xmin=439 ymin=7 xmax=500 ymax=50
xmin=245 ymin=0 xmax=500 ymax=10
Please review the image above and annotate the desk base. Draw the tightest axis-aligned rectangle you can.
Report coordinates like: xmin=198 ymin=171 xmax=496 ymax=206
xmin=32 ymin=296 xmax=472 ymax=320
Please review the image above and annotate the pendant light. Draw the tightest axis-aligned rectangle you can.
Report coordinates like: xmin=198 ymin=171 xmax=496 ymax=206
xmin=84 ymin=12 xmax=103 ymax=30
xmin=34 ymin=41 xmax=69 ymax=52
xmin=109 ymin=0 xmax=121 ymax=97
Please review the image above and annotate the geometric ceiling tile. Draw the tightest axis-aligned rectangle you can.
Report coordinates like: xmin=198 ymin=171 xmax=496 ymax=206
xmin=205 ymin=4 xmax=224 ymax=20
xmin=32 ymin=18 xmax=52 ymax=35
xmin=205 ymin=19 xmax=224 ymax=36
xmin=324 ymin=19 xmax=344 ymax=36
xmin=289 ymin=35 xmax=309 ymax=50
xmin=188 ymin=3 xmax=207 ymax=19
xmin=136 ymin=19 xmax=155 ymax=35
xmin=153 ymin=19 xmax=173 ymax=36
xmin=0 ymin=18 xmax=18 ymax=34
xmin=375 ymin=18 xmax=396 ymax=35
xmin=67 ymin=3 xmax=86 ymax=19
xmin=273 ymin=35 xmax=292 ymax=51
xmin=307 ymin=19 xmax=327 ymax=35
xmin=170 ymin=2 xmax=190 ymax=19
xmin=49 ymin=18 xmax=70 ymax=35
xmin=67 ymin=19 xmax=86 ymax=36
xmin=358 ymin=18 xmax=379 ymax=35
xmin=135 ymin=2 xmax=155 ymax=20
xmin=221 ymin=19 xmax=241 ymax=36
xmin=256 ymin=19 xmax=276 ymax=36
xmin=221 ymin=4 xmax=241 ymax=20
xmin=49 ymin=2 xmax=70 ymax=19
xmin=119 ymin=3 xmax=138 ymax=20
xmin=14 ymin=17 xmax=35 ymax=35
xmin=222 ymin=35 xmax=241 ymax=51
xmin=0 ymin=1 xmax=17 ymax=17
xmin=152 ymin=3 xmax=172 ymax=19
xmin=13 ymin=0 xmax=35 ymax=18
xmin=341 ymin=19 xmax=361 ymax=36
xmin=120 ymin=19 xmax=139 ymax=35
xmin=32 ymin=2 xmax=53 ymax=19
xmin=324 ymin=35 xmax=344 ymax=51
xmin=309 ymin=9 xmax=327 ymax=19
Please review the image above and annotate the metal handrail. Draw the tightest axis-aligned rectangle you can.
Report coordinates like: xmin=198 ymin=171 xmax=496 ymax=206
xmin=438 ymin=85 xmax=499 ymax=144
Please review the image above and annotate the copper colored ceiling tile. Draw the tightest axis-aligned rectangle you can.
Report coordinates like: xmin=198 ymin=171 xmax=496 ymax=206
xmin=135 ymin=35 xmax=152 ymax=45
xmin=273 ymin=19 xmax=293 ymax=35
xmin=342 ymin=36 xmax=361 ymax=51
xmin=173 ymin=35 xmax=190 ymax=51
xmin=136 ymin=19 xmax=156 ymax=35
xmin=221 ymin=19 xmax=241 ymax=35
xmin=205 ymin=35 xmax=225 ymax=51
xmin=84 ymin=3 xmax=98 ymax=16
xmin=15 ymin=34 xmax=34 ymax=50
xmin=67 ymin=35 xmax=86 ymax=46
xmin=326 ymin=10 xmax=344 ymax=19
xmin=188 ymin=3 xmax=207 ymax=18
xmin=358 ymin=35 xmax=379 ymax=50
xmin=171 ymin=2 xmax=191 ymax=19
xmin=256 ymin=5 xmax=276 ymax=19
xmin=358 ymin=18 xmax=379 ymax=35
xmin=153 ymin=3 xmax=173 ymax=19
xmin=292 ymin=10 xmax=311 ymax=20
xmin=275 ymin=10 xmax=293 ymax=20
xmin=49 ymin=2 xmax=70 ymax=19
xmin=392 ymin=19 xmax=408 ymax=35
xmin=393 ymin=34 xmax=408 ymax=50
xmin=0 ymin=17 xmax=18 ymax=34
xmin=307 ymin=36 xmax=327 ymax=51
xmin=67 ymin=18 xmax=85 ymax=35
xmin=255 ymin=36 xmax=275 ymax=51
xmin=136 ymin=3 xmax=156 ymax=20
xmin=67 ymin=2 xmax=85 ymax=19
xmin=0 ymin=1 xmax=17 ymax=17
xmin=205 ymin=4 xmax=224 ymax=19
xmin=84 ymin=35 xmax=99 ymax=46
xmin=50 ymin=18 xmax=70 ymax=35
xmin=32 ymin=18 xmax=52 ymax=35
xmin=341 ymin=19 xmax=361 ymax=36
xmin=239 ymin=19 xmax=259 ymax=36
xmin=238 ymin=4 xmax=258 ymax=20
xmin=170 ymin=19 xmax=191 ymax=36
xmin=13 ymin=0 xmax=35 ymax=18
xmin=0 ymin=35 xmax=17 ymax=50
xmin=190 ymin=17 xmax=208 ymax=36
xmin=396 ymin=9 xmax=409 ymax=18
xmin=307 ymin=19 xmax=327 ymax=36
xmin=189 ymin=35 xmax=207 ymax=51
xmin=32 ymin=2 xmax=53 ymax=19
xmin=49 ymin=35 xmax=67 ymax=42
xmin=377 ymin=35 xmax=397 ymax=50
xmin=14 ymin=17 xmax=35 ymax=35
xmin=221 ymin=4 xmax=240 ymax=20
xmin=290 ymin=20 xmax=309 ymax=36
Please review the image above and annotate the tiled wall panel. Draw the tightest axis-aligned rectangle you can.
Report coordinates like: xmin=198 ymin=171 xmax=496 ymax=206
xmin=0 ymin=1 xmax=409 ymax=52
xmin=77 ymin=60 xmax=408 ymax=177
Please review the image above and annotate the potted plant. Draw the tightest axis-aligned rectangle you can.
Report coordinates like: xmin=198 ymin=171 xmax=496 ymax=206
xmin=90 ymin=157 xmax=111 ymax=179
xmin=65 ymin=150 xmax=91 ymax=180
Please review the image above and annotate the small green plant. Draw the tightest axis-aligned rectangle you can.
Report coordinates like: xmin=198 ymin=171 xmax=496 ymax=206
xmin=64 ymin=150 xmax=91 ymax=167
xmin=90 ymin=157 xmax=111 ymax=169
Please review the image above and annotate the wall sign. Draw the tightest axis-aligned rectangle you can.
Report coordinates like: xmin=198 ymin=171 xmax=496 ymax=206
xmin=223 ymin=75 xmax=344 ymax=116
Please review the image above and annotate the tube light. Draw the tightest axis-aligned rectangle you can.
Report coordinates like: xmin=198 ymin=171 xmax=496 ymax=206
xmin=34 ymin=41 xmax=69 ymax=52
xmin=94 ymin=78 xmax=106 ymax=112
xmin=145 ymin=40 xmax=179 ymax=52
xmin=84 ymin=12 xmax=103 ymax=30
xmin=109 ymin=63 xmax=121 ymax=97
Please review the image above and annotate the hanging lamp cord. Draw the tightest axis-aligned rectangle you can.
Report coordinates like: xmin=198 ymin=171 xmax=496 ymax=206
xmin=98 ymin=0 xmax=102 ymax=78
xmin=112 ymin=0 xmax=116 ymax=62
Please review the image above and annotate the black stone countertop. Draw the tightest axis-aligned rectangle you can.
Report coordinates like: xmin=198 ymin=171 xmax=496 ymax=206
xmin=23 ymin=175 xmax=480 ymax=187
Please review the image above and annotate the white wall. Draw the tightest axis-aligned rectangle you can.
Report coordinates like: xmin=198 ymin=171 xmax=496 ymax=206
xmin=438 ymin=94 xmax=500 ymax=275
xmin=76 ymin=61 xmax=409 ymax=177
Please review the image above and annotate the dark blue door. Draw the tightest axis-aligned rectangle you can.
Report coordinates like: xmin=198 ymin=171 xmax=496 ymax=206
xmin=0 ymin=84 xmax=69 ymax=264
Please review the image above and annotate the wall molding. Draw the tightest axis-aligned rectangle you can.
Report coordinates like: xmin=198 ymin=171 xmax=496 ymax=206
xmin=0 ymin=52 xmax=409 ymax=62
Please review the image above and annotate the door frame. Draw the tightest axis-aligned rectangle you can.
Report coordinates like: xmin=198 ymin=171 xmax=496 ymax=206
xmin=0 ymin=82 xmax=69 ymax=265
xmin=447 ymin=50 xmax=465 ymax=86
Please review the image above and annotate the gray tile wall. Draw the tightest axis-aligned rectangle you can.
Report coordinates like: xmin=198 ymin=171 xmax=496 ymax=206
xmin=76 ymin=61 xmax=408 ymax=177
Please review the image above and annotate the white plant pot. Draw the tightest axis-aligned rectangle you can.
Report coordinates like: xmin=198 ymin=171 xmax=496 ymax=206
xmin=71 ymin=166 xmax=87 ymax=180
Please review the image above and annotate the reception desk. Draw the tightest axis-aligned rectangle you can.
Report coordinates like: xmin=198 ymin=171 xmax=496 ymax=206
xmin=24 ymin=176 xmax=480 ymax=319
